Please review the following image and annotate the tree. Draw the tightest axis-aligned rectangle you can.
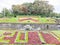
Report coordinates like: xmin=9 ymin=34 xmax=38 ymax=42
xmin=12 ymin=0 xmax=54 ymax=17
xmin=2 ymin=8 xmax=13 ymax=17
xmin=31 ymin=0 xmax=54 ymax=16
xmin=12 ymin=5 xmax=28 ymax=16
xmin=0 ymin=13 xmax=3 ymax=18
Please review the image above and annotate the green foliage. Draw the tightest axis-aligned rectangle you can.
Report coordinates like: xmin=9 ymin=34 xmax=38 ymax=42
xmin=0 ymin=13 xmax=3 ymax=18
xmin=12 ymin=0 xmax=54 ymax=17
xmin=2 ymin=8 xmax=14 ymax=18
xmin=0 ymin=0 xmax=60 ymax=18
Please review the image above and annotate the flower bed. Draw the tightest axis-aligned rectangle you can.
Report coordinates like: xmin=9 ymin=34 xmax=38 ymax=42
xmin=0 ymin=30 xmax=60 ymax=44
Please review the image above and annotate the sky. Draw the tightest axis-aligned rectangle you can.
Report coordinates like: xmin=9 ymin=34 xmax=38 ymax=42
xmin=0 ymin=0 xmax=60 ymax=13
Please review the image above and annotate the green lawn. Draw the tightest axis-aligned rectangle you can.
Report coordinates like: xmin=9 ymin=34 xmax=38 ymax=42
xmin=0 ymin=17 xmax=56 ymax=23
